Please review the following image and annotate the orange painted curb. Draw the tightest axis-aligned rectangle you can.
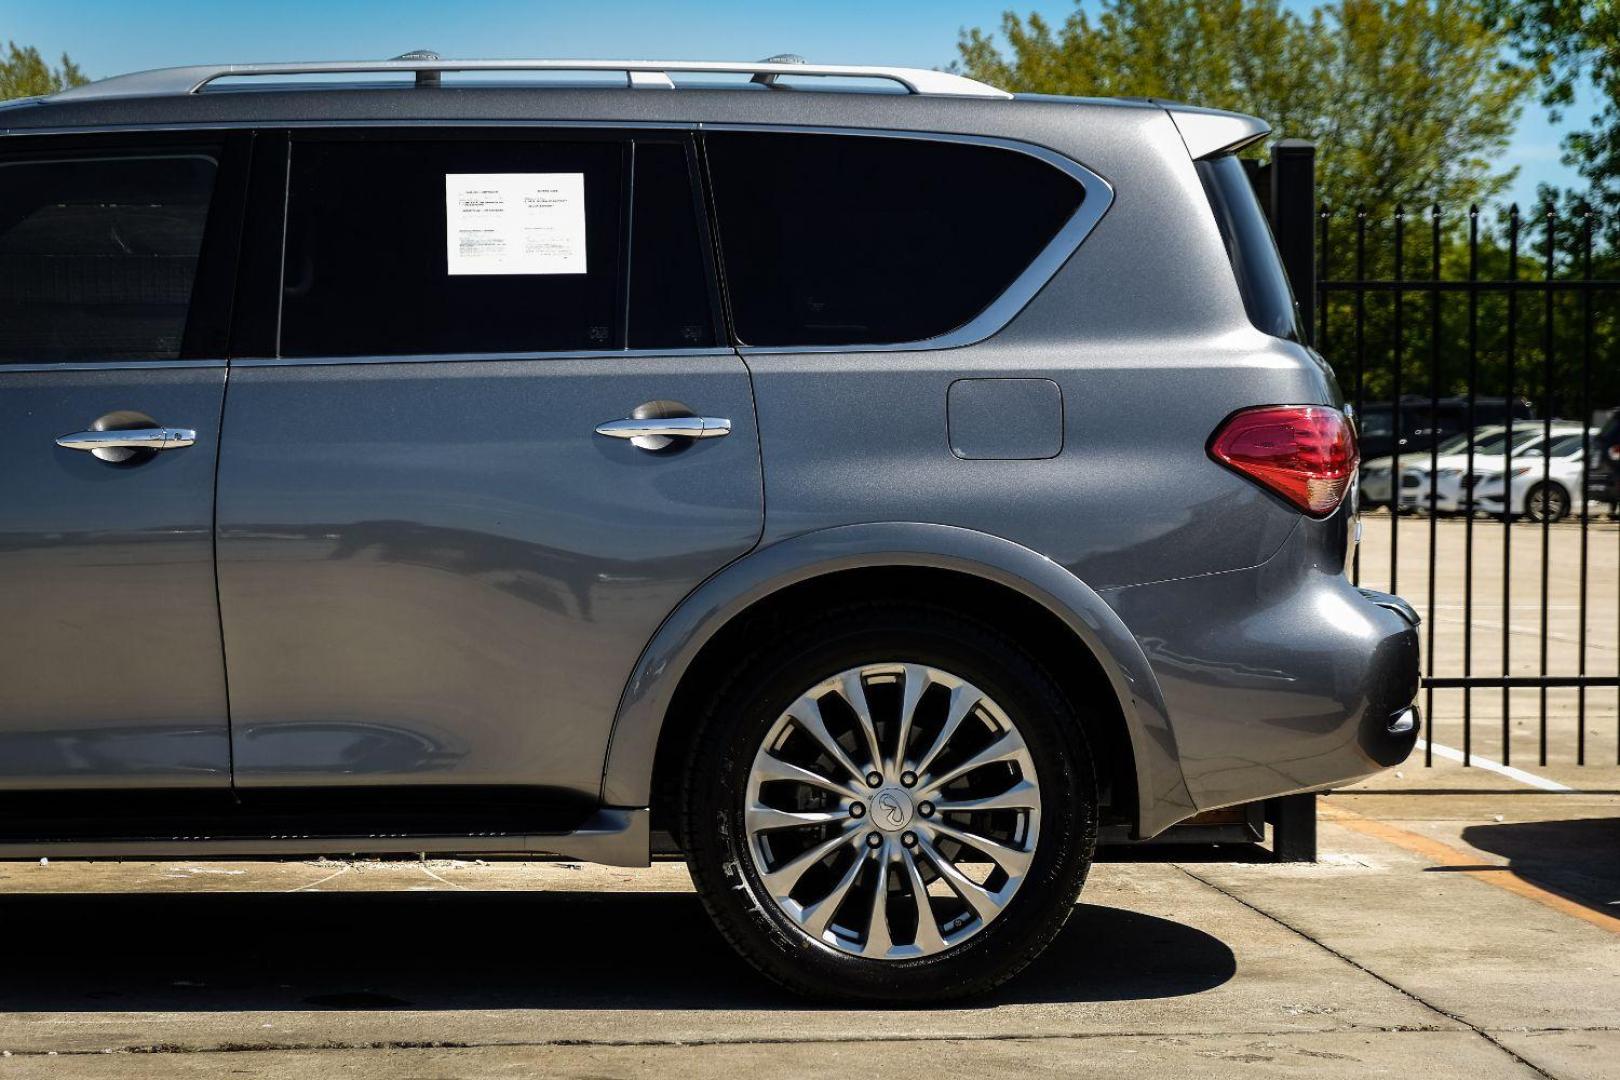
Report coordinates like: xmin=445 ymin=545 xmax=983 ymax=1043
xmin=1319 ymin=803 xmax=1620 ymax=934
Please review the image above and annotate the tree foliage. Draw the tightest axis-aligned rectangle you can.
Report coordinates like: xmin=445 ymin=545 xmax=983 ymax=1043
xmin=1488 ymin=1 xmax=1620 ymax=245
xmin=956 ymin=0 xmax=1533 ymax=217
xmin=0 ymin=40 xmax=87 ymax=100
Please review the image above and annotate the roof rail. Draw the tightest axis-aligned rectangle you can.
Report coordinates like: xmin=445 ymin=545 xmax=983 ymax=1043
xmin=49 ymin=57 xmax=1013 ymax=102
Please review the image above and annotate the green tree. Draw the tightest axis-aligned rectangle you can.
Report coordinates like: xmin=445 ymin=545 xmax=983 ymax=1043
xmin=1487 ymin=1 xmax=1620 ymax=246
xmin=956 ymin=0 xmax=1532 ymax=217
xmin=0 ymin=40 xmax=87 ymax=100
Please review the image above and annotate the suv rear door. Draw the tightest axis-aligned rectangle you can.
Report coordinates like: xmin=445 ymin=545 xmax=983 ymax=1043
xmin=214 ymin=130 xmax=759 ymax=815
xmin=0 ymin=132 xmax=246 ymax=793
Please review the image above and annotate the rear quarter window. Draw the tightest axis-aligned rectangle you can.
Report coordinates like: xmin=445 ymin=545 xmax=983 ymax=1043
xmin=705 ymin=132 xmax=1085 ymax=348
xmin=1197 ymin=153 xmax=1303 ymax=342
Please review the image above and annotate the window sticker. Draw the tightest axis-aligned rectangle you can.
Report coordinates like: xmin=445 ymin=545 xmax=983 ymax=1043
xmin=445 ymin=173 xmax=587 ymax=275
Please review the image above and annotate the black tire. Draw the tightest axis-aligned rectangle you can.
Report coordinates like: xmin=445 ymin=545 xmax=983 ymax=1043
xmin=681 ymin=603 xmax=1098 ymax=1002
xmin=1525 ymin=481 xmax=1570 ymax=523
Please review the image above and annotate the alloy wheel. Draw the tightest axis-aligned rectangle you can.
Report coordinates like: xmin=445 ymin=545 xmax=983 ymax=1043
xmin=743 ymin=662 xmax=1041 ymax=959
xmin=1527 ymin=484 xmax=1569 ymax=523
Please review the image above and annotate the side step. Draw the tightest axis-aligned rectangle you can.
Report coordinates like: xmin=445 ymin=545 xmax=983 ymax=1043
xmin=0 ymin=808 xmax=650 ymax=867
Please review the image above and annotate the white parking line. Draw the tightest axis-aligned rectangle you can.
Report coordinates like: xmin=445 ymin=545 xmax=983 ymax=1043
xmin=1416 ymin=738 xmax=1574 ymax=792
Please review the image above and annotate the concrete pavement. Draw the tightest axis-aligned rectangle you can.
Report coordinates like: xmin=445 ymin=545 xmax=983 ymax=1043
xmin=0 ymin=771 xmax=1615 ymax=1078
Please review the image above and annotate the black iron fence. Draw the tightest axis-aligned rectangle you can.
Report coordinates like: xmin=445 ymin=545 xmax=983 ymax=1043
xmin=1259 ymin=142 xmax=1620 ymax=771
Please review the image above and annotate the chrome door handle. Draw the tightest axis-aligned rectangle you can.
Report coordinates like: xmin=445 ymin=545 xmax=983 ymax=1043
xmin=594 ymin=416 xmax=731 ymax=440
xmin=56 ymin=427 xmax=197 ymax=452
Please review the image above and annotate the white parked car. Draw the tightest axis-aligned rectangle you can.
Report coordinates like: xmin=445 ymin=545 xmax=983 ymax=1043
xmin=1470 ymin=428 xmax=1599 ymax=522
xmin=1370 ymin=424 xmax=1544 ymax=509
xmin=1398 ymin=424 xmax=1587 ymax=514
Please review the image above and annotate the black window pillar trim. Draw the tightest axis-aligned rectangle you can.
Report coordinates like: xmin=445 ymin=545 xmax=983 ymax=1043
xmin=226 ymin=129 xmax=289 ymax=359
xmin=180 ymin=130 xmax=253 ymax=359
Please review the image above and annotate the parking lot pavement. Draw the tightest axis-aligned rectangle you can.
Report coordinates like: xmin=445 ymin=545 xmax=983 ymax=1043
xmin=1 ymin=785 xmax=1616 ymax=1078
xmin=1356 ymin=512 xmax=1620 ymax=775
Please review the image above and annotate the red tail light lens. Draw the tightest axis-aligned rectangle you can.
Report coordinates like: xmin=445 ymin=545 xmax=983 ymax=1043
xmin=1209 ymin=405 xmax=1359 ymax=517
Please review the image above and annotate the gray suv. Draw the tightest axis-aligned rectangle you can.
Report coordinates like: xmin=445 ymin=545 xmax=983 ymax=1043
xmin=0 ymin=56 xmax=1419 ymax=1001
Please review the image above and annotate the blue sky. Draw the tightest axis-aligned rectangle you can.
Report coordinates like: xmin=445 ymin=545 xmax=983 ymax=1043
xmin=4 ymin=0 xmax=1582 ymax=206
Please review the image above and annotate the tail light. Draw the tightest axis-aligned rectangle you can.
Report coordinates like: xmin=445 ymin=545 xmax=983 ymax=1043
xmin=1209 ymin=405 xmax=1358 ymax=517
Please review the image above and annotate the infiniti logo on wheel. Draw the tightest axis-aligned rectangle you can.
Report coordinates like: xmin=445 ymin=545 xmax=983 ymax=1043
xmin=869 ymin=786 xmax=914 ymax=831
xmin=877 ymin=792 xmax=904 ymax=826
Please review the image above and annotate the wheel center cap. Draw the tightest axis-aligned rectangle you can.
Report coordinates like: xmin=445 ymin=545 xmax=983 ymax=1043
xmin=869 ymin=786 xmax=915 ymax=832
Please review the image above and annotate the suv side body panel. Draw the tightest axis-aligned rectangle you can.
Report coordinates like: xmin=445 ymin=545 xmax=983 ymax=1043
xmin=217 ymin=354 xmax=763 ymax=798
xmin=0 ymin=131 xmax=247 ymax=792
xmin=732 ymin=106 xmax=1314 ymax=591
xmin=601 ymin=521 xmax=1197 ymax=837
xmin=0 ymin=85 xmax=1418 ymax=846
xmin=0 ymin=364 xmax=231 ymax=788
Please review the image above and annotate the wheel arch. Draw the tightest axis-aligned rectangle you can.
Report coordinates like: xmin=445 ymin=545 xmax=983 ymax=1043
xmin=601 ymin=522 xmax=1194 ymax=840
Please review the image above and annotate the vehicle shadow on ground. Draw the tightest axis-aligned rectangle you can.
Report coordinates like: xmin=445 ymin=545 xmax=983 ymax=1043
xmin=0 ymin=890 xmax=1235 ymax=1012
xmin=1458 ymin=816 xmax=1620 ymax=917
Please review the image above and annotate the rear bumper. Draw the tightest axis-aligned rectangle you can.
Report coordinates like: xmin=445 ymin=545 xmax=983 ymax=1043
xmin=1104 ymin=546 xmax=1421 ymax=822
xmin=1353 ymin=588 xmax=1423 ymax=768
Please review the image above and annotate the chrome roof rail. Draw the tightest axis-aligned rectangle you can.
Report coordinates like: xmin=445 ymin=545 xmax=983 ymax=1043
xmin=49 ymin=57 xmax=1013 ymax=102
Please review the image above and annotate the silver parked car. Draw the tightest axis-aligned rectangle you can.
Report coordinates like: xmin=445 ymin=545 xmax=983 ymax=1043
xmin=0 ymin=56 xmax=1419 ymax=1001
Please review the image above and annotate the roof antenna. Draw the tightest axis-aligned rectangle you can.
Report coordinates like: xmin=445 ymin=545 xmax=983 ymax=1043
xmin=751 ymin=53 xmax=806 ymax=88
xmin=394 ymin=49 xmax=442 ymax=88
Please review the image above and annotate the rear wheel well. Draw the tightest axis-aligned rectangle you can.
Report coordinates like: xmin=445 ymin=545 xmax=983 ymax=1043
xmin=649 ymin=566 xmax=1138 ymax=843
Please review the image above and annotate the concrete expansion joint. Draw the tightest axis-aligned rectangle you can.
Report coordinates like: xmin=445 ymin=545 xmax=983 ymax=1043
xmin=1174 ymin=864 xmax=1565 ymax=1080
xmin=0 ymin=1026 xmax=1515 ymax=1058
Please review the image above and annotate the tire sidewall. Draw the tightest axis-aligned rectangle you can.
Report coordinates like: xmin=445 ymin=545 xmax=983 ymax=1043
xmin=1527 ymin=481 xmax=1569 ymax=522
xmin=686 ymin=610 xmax=1097 ymax=1001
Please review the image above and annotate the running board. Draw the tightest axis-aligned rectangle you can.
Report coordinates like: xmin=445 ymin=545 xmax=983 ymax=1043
xmin=0 ymin=808 xmax=649 ymax=867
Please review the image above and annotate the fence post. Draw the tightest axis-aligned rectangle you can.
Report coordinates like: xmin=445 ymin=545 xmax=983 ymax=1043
xmin=1268 ymin=139 xmax=1319 ymax=862
xmin=1269 ymin=138 xmax=1317 ymax=347
xmin=1268 ymin=794 xmax=1318 ymax=862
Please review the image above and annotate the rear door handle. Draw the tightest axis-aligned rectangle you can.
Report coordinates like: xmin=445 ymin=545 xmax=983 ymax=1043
xmin=56 ymin=427 xmax=197 ymax=452
xmin=594 ymin=416 xmax=732 ymax=441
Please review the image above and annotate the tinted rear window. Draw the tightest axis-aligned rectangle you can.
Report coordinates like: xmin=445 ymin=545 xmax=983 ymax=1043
xmin=1198 ymin=154 xmax=1303 ymax=342
xmin=281 ymin=138 xmax=626 ymax=357
xmin=0 ymin=151 xmax=217 ymax=362
xmin=705 ymin=132 xmax=1084 ymax=347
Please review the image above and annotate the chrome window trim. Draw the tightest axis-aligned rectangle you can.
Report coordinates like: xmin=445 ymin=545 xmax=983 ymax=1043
xmin=0 ymin=359 xmax=226 ymax=373
xmin=232 ymin=347 xmax=737 ymax=368
xmin=701 ymin=123 xmax=1114 ymax=354
xmin=0 ymin=120 xmax=1114 ymax=357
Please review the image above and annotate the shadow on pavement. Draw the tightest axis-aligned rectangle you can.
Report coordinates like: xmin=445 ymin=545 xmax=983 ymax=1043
xmin=1459 ymin=817 xmax=1620 ymax=917
xmin=0 ymin=890 xmax=1235 ymax=1012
